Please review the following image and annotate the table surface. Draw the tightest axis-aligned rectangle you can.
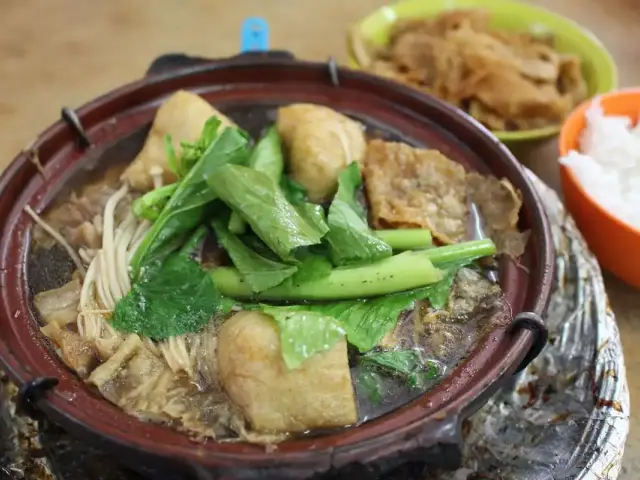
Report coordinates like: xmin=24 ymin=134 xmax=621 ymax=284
xmin=0 ymin=0 xmax=638 ymax=477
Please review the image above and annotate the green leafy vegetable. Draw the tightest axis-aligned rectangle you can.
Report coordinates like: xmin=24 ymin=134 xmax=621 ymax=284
xmin=227 ymin=213 xmax=247 ymax=235
xmin=280 ymin=175 xmax=329 ymax=236
xmin=320 ymin=260 xmax=471 ymax=349
xmin=261 ymin=305 xmax=346 ymax=369
xmin=333 ymin=163 xmax=367 ymax=217
xmin=228 ymin=126 xmax=285 ymax=234
xmin=213 ymin=250 xmax=487 ymax=352
xmin=113 ymin=227 xmax=234 ymax=339
xmin=211 ymin=218 xmax=297 ymax=293
xmin=286 ymin=249 xmax=333 ymax=285
xmin=239 ymin=234 xmax=282 ymax=261
xmin=135 ymin=120 xmax=238 ymax=224
xmin=164 ymin=135 xmax=180 ymax=177
xmin=305 ymin=261 xmax=472 ymax=349
xmin=417 ymin=242 xmax=496 ymax=309
xmin=178 ymin=116 xmax=225 ymax=176
xmin=237 ymin=286 xmax=433 ymax=352
xmin=361 ymin=349 xmax=441 ymax=377
xmin=420 ymin=260 xmax=473 ymax=309
xmin=211 ymin=250 xmax=444 ymax=302
xmin=357 ymin=369 xmax=384 ymax=404
xmin=206 ymin=164 xmax=324 ymax=261
xmin=422 ymin=270 xmax=457 ymax=310
xmin=295 ymin=203 xmax=329 ymax=236
xmin=303 ymin=288 xmax=433 ymax=351
xmin=132 ymin=183 xmax=179 ymax=221
xmin=324 ymin=163 xmax=392 ymax=266
xmin=130 ymin=123 xmax=251 ymax=279
xmin=361 ymin=349 xmax=443 ymax=388
xmin=280 ymin=175 xmax=307 ymax=204
xmin=248 ymin=126 xmax=285 ymax=180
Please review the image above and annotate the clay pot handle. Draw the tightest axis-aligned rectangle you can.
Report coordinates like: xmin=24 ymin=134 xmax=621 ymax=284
xmin=144 ymin=50 xmax=296 ymax=77
xmin=145 ymin=17 xmax=294 ymax=76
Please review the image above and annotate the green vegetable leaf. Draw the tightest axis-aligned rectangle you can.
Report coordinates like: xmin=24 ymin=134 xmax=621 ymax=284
xmin=423 ymin=270 xmax=457 ymax=309
xmin=408 ymin=370 xmax=441 ymax=389
xmin=227 ymin=212 xmax=247 ymax=235
xmin=211 ymin=218 xmax=298 ymax=293
xmin=179 ymin=117 xmax=225 ymax=176
xmin=296 ymin=203 xmax=329 ymax=236
xmin=280 ymin=175 xmax=329 ymax=235
xmin=333 ymin=162 xmax=367 ymax=219
xmin=280 ymin=175 xmax=307 ymax=204
xmin=240 ymin=235 xmax=282 ymax=261
xmin=130 ymin=123 xmax=251 ymax=279
xmin=228 ymin=126 xmax=285 ymax=233
xmin=265 ymin=287 xmax=430 ymax=352
xmin=113 ymin=228 xmax=234 ymax=339
xmin=261 ymin=305 xmax=346 ymax=369
xmin=324 ymin=163 xmax=392 ymax=266
xmin=248 ymin=126 xmax=284 ymax=180
xmin=164 ymin=135 xmax=180 ymax=176
xmin=357 ymin=369 xmax=384 ymax=404
xmin=361 ymin=349 xmax=440 ymax=376
xmin=361 ymin=349 xmax=443 ymax=388
xmin=206 ymin=164 xmax=324 ymax=261
xmin=421 ymin=260 xmax=471 ymax=309
xmin=132 ymin=183 xmax=179 ymax=221
xmin=312 ymin=289 xmax=427 ymax=351
xmin=287 ymin=249 xmax=333 ymax=284
xmin=283 ymin=262 xmax=466 ymax=349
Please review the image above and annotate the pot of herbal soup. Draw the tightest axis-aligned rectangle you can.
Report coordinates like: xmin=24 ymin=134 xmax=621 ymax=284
xmin=0 ymin=52 xmax=554 ymax=480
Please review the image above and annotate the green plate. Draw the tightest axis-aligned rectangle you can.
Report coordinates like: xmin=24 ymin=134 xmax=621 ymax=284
xmin=347 ymin=0 xmax=618 ymax=143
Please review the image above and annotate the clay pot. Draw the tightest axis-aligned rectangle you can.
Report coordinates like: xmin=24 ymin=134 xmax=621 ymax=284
xmin=0 ymin=53 xmax=554 ymax=479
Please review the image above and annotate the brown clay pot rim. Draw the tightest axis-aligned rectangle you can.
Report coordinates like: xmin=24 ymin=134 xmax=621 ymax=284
xmin=0 ymin=57 xmax=555 ymax=469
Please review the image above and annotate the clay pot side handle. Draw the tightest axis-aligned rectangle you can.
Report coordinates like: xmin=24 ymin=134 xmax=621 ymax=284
xmin=509 ymin=311 xmax=549 ymax=374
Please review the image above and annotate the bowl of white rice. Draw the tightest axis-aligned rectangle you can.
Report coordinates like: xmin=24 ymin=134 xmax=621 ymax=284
xmin=559 ymin=88 xmax=640 ymax=288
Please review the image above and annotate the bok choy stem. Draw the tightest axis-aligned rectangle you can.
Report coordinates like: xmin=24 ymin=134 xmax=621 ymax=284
xmin=132 ymin=183 xmax=179 ymax=221
xmin=374 ymin=229 xmax=432 ymax=250
xmin=210 ymin=238 xmax=496 ymax=301
xmin=424 ymin=239 xmax=495 ymax=265
xmin=211 ymin=250 xmax=444 ymax=300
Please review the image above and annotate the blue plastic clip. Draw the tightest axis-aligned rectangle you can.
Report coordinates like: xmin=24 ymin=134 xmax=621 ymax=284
xmin=240 ymin=17 xmax=269 ymax=53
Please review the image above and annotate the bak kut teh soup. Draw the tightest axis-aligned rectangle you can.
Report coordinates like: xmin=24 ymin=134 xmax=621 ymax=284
xmin=27 ymin=90 xmax=528 ymax=444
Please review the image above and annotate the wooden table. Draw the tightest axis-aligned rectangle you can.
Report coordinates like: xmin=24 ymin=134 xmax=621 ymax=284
xmin=0 ymin=0 xmax=637 ymax=477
